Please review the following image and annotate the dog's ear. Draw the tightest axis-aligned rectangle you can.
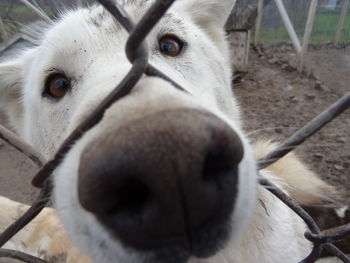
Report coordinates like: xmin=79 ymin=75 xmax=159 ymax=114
xmin=0 ymin=57 xmax=27 ymax=132
xmin=176 ymin=0 xmax=236 ymax=28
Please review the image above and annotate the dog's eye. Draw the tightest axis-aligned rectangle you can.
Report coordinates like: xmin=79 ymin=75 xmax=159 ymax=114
xmin=44 ymin=74 xmax=71 ymax=99
xmin=159 ymin=35 xmax=184 ymax=57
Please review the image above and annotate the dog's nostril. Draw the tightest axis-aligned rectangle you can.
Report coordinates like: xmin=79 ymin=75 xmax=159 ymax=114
xmin=107 ymin=179 xmax=151 ymax=215
xmin=202 ymin=151 xmax=233 ymax=181
xmin=203 ymin=129 xmax=244 ymax=182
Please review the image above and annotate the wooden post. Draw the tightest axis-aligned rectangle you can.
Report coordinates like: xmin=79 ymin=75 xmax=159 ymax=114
xmin=299 ymin=0 xmax=318 ymax=72
xmin=254 ymin=0 xmax=264 ymax=43
xmin=18 ymin=0 xmax=52 ymax=23
xmin=0 ymin=16 xmax=8 ymax=41
xmin=273 ymin=0 xmax=302 ymax=53
xmin=227 ymin=30 xmax=251 ymax=73
xmin=245 ymin=30 xmax=251 ymax=65
xmin=335 ymin=0 xmax=350 ymax=45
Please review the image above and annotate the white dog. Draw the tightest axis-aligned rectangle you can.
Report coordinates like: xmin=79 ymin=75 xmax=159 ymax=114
xmin=0 ymin=0 xmax=336 ymax=262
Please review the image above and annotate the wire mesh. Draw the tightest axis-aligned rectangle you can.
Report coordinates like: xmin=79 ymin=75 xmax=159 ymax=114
xmin=0 ymin=0 xmax=349 ymax=263
xmin=0 ymin=0 xmax=95 ymax=42
xmin=255 ymin=0 xmax=350 ymax=46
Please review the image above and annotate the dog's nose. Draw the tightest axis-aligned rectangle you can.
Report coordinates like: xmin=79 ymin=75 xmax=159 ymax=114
xmin=78 ymin=109 xmax=243 ymax=251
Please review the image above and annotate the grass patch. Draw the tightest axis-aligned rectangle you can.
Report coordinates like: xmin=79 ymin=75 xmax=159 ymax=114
xmin=0 ymin=5 xmax=33 ymax=15
xmin=256 ymin=9 xmax=350 ymax=44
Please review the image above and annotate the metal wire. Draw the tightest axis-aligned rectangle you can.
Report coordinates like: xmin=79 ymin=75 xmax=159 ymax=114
xmin=258 ymin=92 xmax=350 ymax=170
xmin=0 ymin=248 xmax=48 ymax=263
xmin=0 ymin=0 xmax=349 ymax=262
xmin=0 ymin=124 xmax=45 ymax=168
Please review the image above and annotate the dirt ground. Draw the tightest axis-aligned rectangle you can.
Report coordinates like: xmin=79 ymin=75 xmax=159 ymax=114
xmin=235 ymin=44 xmax=350 ymax=229
xmin=0 ymin=113 xmax=39 ymax=204
xmin=0 ymin=44 xmax=349 ymax=227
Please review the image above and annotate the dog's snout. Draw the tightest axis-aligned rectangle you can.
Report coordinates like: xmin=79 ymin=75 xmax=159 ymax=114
xmin=78 ymin=109 xmax=243 ymax=252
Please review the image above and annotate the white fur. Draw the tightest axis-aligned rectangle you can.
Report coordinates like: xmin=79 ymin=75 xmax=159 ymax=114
xmin=0 ymin=0 xmax=330 ymax=262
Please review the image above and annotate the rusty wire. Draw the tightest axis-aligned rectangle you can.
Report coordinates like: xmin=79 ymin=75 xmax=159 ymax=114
xmin=0 ymin=0 xmax=349 ymax=262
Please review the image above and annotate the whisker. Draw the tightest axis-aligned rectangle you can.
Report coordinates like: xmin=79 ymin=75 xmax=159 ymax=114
xmin=221 ymin=253 xmax=230 ymax=263
xmin=258 ymin=142 xmax=346 ymax=166
xmin=287 ymin=185 xmax=349 ymax=208
xmin=246 ymin=126 xmax=299 ymax=137
xmin=259 ymin=176 xmax=349 ymax=208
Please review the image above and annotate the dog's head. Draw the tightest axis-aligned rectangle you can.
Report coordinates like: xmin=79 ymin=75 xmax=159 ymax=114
xmin=0 ymin=1 xmax=257 ymax=262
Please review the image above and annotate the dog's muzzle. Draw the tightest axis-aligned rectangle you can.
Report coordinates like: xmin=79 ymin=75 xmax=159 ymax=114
xmin=78 ymin=109 xmax=243 ymax=257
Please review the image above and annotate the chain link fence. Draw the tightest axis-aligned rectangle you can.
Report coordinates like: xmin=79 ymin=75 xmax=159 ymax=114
xmin=0 ymin=1 xmax=349 ymax=262
xmin=256 ymin=0 xmax=350 ymax=45
xmin=226 ymin=0 xmax=350 ymax=46
xmin=0 ymin=0 xmax=94 ymax=42
xmin=1 ymin=0 xmax=348 ymax=45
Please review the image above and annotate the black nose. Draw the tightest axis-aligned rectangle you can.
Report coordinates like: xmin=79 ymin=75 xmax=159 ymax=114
xmin=78 ymin=109 xmax=243 ymax=252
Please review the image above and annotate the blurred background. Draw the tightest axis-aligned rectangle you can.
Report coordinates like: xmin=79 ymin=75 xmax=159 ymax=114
xmin=0 ymin=0 xmax=349 ymax=246
xmin=227 ymin=0 xmax=350 ymax=46
xmin=0 ymin=0 xmax=348 ymax=45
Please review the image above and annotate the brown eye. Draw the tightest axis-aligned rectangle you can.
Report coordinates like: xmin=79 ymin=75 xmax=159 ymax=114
xmin=44 ymin=74 xmax=71 ymax=99
xmin=159 ymin=35 xmax=184 ymax=57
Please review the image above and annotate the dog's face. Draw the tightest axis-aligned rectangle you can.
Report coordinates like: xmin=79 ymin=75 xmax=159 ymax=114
xmin=0 ymin=0 xmax=257 ymax=262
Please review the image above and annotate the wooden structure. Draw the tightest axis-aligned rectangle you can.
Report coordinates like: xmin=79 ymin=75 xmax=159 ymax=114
xmin=0 ymin=21 xmax=46 ymax=60
xmin=299 ymin=0 xmax=318 ymax=71
xmin=254 ymin=0 xmax=350 ymax=72
xmin=335 ymin=0 xmax=350 ymax=45
xmin=225 ymin=0 xmax=261 ymax=72
xmin=18 ymin=0 xmax=52 ymax=23
xmin=226 ymin=30 xmax=251 ymax=73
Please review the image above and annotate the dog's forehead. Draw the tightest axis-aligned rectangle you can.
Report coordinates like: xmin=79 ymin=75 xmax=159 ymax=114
xmin=43 ymin=3 xmax=187 ymax=54
xmin=43 ymin=7 xmax=126 ymax=54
